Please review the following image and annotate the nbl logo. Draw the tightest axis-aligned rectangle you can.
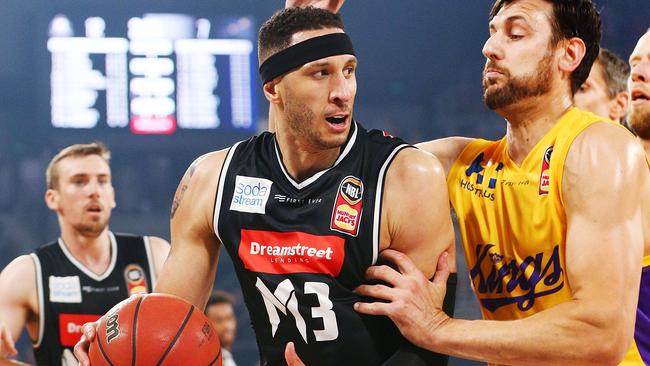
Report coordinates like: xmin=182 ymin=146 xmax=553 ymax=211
xmin=330 ymin=176 xmax=364 ymax=236
xmin=340 ymin=177 xmax=363 ymax=205
xmin=538 ymin=146 xmax=553 ymax=195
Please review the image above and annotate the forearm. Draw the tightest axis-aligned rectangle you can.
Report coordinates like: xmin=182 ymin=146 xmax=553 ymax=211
xmin=430 ymin=301 xmax=629 ymax=366
xmin=154 ymin=245 xmax=218 ymax=309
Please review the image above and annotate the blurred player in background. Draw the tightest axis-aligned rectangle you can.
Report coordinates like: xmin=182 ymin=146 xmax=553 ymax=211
xmin=574 ymin=48 xmax=630 ymax=123
xmin=205 ymin=290 xmax=238 ymax=366
xmin=626 ymin=27 xmax=650 ymax=364
xmin=0 ymin=142 xmax=169 ymax=366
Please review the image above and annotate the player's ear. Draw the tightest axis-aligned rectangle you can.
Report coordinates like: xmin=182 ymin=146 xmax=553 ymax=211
xmin=45 ymin=189 xmax=59 ymax=210
xmin=610 ymin=90 xmax=630 ymax=122
xmin=263 ymin=78 xmax=283 ymax=105
xmin=559 ymin=37 xmax=586 ymax=73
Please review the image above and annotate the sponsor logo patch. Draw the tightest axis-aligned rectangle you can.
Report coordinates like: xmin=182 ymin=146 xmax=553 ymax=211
xmin=330 ymin=176 xmax=363 ymax=236
xmin=239 ymin=229 xmax=345 ymax=276
xmin=538 ymin=146 xmax=553 ymax=195
xmin=49 ymin=276 xmax=82 ymax=303
xmin=58 ymin=313 xmax=101 ymax=347
xmin=230 ymin=175 xmax=273 ymax=214
xmin=124 ymin=264 xmax=149 ymax=296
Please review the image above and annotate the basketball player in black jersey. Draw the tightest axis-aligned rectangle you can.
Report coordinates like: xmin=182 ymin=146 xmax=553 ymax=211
xmin=75 ymin=7 xmax=456 ymax=366
xmin=0 ymin=143 xmax=169 ymax=366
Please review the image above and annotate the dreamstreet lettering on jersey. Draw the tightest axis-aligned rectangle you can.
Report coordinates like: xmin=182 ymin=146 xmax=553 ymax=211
xmin=239 ymin=229 xmax=345 ymax=276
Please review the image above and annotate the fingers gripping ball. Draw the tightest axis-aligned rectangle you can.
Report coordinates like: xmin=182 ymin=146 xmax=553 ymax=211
xmin=89 ymin=293 xmax=222 ymax=366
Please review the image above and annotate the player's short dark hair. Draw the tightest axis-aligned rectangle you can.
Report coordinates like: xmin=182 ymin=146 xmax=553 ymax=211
xmin=490 ymin=0 xmax=602 ymax=95
xmin=258 ymin=6 xmax=345 ymax=64
xmin=205 ymin=290 xmax=235 ymax=312
xmin=46 ymin=142 xmax=111 ymax=190
xmin=596 ymin=48 xmax=630 ymax=99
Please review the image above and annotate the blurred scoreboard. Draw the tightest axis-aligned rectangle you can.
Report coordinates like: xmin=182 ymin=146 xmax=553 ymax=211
xmin=47 ymin=13 xmax=256 ymax=135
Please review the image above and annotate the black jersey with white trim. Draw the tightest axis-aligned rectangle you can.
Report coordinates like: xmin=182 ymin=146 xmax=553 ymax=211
xmin=31 ymin=232 xmax=154 ymax=366
xmin=214 ymin=122 xmax=412 ymax=366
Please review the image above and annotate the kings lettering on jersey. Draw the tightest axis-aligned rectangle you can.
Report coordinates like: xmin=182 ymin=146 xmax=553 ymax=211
xmin=469 ymin=243 xmax=564 ymax=313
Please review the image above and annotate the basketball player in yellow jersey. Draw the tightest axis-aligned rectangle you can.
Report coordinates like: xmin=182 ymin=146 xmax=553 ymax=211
xmin=348 ymin=1 xmax=650 ymax=365
xmin=626 ymin=28 xmax=650 ymax=364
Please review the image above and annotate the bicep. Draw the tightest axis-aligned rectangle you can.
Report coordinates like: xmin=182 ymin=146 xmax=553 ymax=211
xmin=155 ymin=152 xmax=225 ymax=309
xmin=0 ymin=256 xmax=36 ymax=342
xmin=384 ymin=149 xmax=455 ymax=277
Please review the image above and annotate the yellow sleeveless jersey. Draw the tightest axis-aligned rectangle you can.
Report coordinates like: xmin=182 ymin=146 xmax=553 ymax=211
xmin=447 ymin=108 xmax=645 ymax=365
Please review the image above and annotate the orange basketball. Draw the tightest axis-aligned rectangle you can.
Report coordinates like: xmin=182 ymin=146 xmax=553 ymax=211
xmin=89 ymin=293 xmax=222 ymax=366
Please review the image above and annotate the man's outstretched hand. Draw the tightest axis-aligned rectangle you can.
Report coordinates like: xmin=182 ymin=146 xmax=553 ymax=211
xmin=285 ymin=0 xmax=345 ymax=13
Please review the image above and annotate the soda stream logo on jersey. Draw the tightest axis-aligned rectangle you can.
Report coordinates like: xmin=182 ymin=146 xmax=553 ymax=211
xmin=58 ymin=314 xmax=101 ymax=346
xmin=239 ymin=229 xmax=345 ymax=276
xmin=49 ymin=275 xmax=82 ymax=303
xmin=230 ymin=175 xmax=273 ymax=214
xmin=124 ymin=264 xmax=148 ymax=296
xmin=469 ymin=244 xmax=564 ymax=313
xmin=538 ymin=146 xmax=553 ymax=195
xmin=330 ymin=176 xmax=363 ymax=236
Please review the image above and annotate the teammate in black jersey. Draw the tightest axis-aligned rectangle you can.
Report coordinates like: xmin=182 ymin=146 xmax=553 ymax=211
xmin=75 ymin=8 xmax=456 ymax=366
xmin=0 ymin=143 xmax=169 ymax=366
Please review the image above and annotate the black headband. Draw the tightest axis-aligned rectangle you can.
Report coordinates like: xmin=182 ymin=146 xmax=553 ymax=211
xmin=259 ymin=33 xmax=355 ymax=84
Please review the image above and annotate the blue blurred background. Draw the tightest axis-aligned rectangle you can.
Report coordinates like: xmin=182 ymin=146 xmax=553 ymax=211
xmin=1 ymin=1 xmax=648 ymax=365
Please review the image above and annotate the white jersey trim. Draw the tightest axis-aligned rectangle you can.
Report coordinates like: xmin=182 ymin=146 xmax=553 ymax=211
xmin=57 ymin=231 xmax=117 ymax=282
xmin=372 ymin=144 xmax=409 ymax=264
xmin=214 ymin=141 xmax=243 ymax=243
xmin=274 ymin=122 xmax=358 ymax=190
xmin=29 ymin=253 xmax=45 ymax=347
xmin=143 ymin=236 xmax=156 ymax=288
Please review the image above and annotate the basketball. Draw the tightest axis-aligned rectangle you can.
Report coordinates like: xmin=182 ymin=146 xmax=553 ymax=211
xmin=88 ymin=293 xmax=222 ymax=366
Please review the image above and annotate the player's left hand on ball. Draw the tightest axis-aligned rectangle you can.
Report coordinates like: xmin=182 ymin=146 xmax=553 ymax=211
xmin=73 ymin=321 xmax=98 ymax=366
xmin=284 ymin=342 xmax=306 ymax=366
xmin=354 ymin=250 xmax=451 ymax=349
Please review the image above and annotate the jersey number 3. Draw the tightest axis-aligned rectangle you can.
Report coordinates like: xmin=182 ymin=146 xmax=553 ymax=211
xmin=256 ymin=278 xmax=339 ymax=343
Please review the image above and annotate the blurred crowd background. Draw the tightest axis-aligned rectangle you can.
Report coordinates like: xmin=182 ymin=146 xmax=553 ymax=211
xmin=1 ymin=1 xmax=648 ymax=365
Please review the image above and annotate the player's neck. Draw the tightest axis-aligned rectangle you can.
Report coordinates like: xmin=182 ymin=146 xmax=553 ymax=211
xmin=501 ymin=91 xmax=572 ymax=165
xmin=640 ymin=137 xmax=650 ymax=158
xmin=275 ymin=129 xmax=342 ymax=183
xmin=59 ymin=226 xmax=112 ymax=274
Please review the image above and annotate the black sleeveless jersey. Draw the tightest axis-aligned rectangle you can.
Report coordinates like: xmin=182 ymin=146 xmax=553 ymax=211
xmin=214 ymin=122 xmax=413 ymax=366
xmin=31 ymin=232 xmax=156 ymax=366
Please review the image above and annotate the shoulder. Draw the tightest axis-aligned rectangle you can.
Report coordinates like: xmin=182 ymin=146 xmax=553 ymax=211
xmin=563 ymin=122 xmax=647 ymax=209
xmin=386 ymin=148 xmax=446 ymax=190
xmin=566 ymin=122 xmax=645 ymax=172
xmin=0 ymin=255 xmax=37 ymax=304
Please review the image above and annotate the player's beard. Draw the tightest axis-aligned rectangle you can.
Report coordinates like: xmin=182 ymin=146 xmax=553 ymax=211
xmin=74 ymin=214 xmax=109 ymax=237
xmin=628 ymin=105 xmax=650 ymax=140
xmin=483 ymin=50 xmax=554 ymax=110
xmin=284 ymin=89 xmax=347 ymax=150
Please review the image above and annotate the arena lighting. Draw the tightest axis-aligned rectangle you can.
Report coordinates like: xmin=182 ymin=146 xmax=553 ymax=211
xmin=47 ymin=13 xmax=256 ymax=135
